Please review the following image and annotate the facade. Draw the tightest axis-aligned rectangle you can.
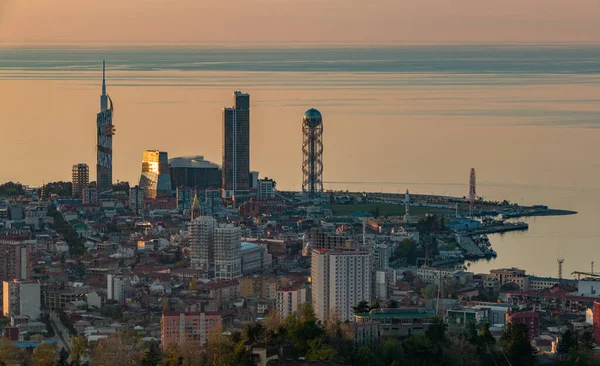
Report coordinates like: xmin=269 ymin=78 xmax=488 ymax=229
xmin=506 ymin=311 xmax=540 ymax=338
xmin=276 ymin=286 xmax=307 ymax=319
xmin=214 ymin=224 xmax=242 ymax=280
xmin=354 ymin=308 xmax=435 ymax=338
xmin=71 ymin=163 xmax=89 ymax=197
xmin=594 ymin=301 xmax=600 ymax=344
xmin=241 ymin=242 xmax=270 ymax=275
xmin=0 ymin=235 xmax=30 ymax=282
xmin=129 ymin=186 xmax=144 ymax=215
xmin=239 ymin=277 xmax=279 ymax=299
xmin=96 ymin=61 xmax=115 ymax=194
xmin=310 ymin=227 xmax=354 ymax=251
xmin=188 ymin=218 xmax=241 ymax=279
xmin=340 ymin=321 xmax=381 ymax=348
xmin=302 ymin=108 xmax=323 ymax=196
xmin=188 ymin=216 xmax=216 ymax=273
xmin=139 ymin=150 xmax=172 ymax=199
xmin=107 ymin=274 xmax=128 ymax=302
xmin=161 ymin=311 xmax=221 ymax=349
xmin=82 ymin=186 xmax=98 ymax=204
xmin=489 ymin=268 xmax=528 ymax=289
xmin=169 ymin=156 xmax=221 ymax=191
xmin=258 ymin=178 xmax=276 ymax=199
xmin=311 ymin=248 xmax=372 ymax=321
xmin=3 ymin=280 xmax=41 ymax=320
xmin=222 ymin=91 xmax=250 ymax=199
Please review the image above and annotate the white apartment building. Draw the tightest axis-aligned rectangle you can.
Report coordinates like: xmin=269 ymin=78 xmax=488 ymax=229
xmin=214 ymin=224 xmax=242 ymax=280
xmin=3 ymin=280 xmax=41 ymax=320
xmin=107 ymin=274 xmax=128 ymax=302
xmin=258 ymin=179 xmax=275 ymax=199
xmin=188 ymin=216 xmax=216 ymax=273
xmin=277 ymin=286 xmax=307 ymax=318
xmin=311 ymin=249 xmax=372 ymax=322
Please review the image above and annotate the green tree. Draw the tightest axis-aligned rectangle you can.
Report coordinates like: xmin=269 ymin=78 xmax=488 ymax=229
xmin=382 ymin=339 xmax=403 ymax=366
xmin=400 ymin=333 xmax=440 ymax=366
xmin=285 ymin=303 xmax=325 ymax=356
xmin=142 ymin=340 xmax=163 ymax=366
xmin=352 ymin=300 xmax=370 ymax=314
xmin=425 ymin=316 xmax=447 ymax=344
xmin=558 ymin=329 xmax=579 ymax=354
xmin=580 ymin=330 xmax=595 ymax=351
xmin=500 ymin=322 xmax=534 ymax=366
xmin=352 ymin=346 xmax=379 ymax=366
xmin=306 ymin=337 xmax=338 ymax=362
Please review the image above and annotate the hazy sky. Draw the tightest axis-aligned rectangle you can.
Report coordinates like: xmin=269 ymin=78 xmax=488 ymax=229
xmin=1 ymin=0 xmax=599 ymax=44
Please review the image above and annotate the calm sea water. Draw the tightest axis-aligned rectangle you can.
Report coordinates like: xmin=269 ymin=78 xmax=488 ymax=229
xmin=1 ymin=45 xmax=600 ymax=276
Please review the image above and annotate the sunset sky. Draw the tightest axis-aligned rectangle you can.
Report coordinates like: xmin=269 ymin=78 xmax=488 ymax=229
xmin=1 ymin=0 xmax=599 ymax=44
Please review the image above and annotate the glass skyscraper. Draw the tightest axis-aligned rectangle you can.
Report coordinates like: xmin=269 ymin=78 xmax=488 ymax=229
xmin=96 ymin=61 xmax=115 ymax=194
xmin=139 ymin=150 xmax=172 ymax=199
xmin=222 ymin=91 xmax=250 ymax=199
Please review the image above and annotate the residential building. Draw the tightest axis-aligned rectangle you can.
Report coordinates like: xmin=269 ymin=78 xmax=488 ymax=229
xmin=311 ymin=248 xmax=371 ymax=321
xmin=354 ymin=308 xmax=435 ymax=338
xmin=489 ymin=268 xmax=528 ymax=289
xmin=107 ymin=274 xmax=129 ymax=302
xmin=72 ymin=163 xmax=89 ymax=197
xmin=340 ymin=321 xmax=381 ymax=348
xmin=188 ymin=216 xmax=217 ymax=273
xmin=139 ymin=150 xmax=172 ymax=199
xmin=161 ymin=311 xmax=221 ymax=349
xmin=310 ymin=227 xmax=354 ymax=251
xmin=214 ymin=224 xmax=242 ymax=280
xmin=276 ymin=286 xmax=306 ymax=318
xmin=82 ymin=186 xmax=98 ymax=204
xmin=169 ymin=156 xmax=221 ymax=191
xmin=241 ymin=242 xmax=271 ymax=275
xmin=129 ymin=185 xmax=144 ymax=215
xmin=239 ymin=277 xmax=279 ymax=300
xmin=506 ymin=311 xmax=540 ymax=338
xmin=258 ymin=178 xmax=276 ymax=199
xmin=222 ymin=91 xmax=250 ymax=199
xmin=188 ymin=217 xmax=241 ymax=280
xmin=0 ymin=234 xmax=30 ymax=282
xmin=3 ymin=280 xmax=41 ymax=320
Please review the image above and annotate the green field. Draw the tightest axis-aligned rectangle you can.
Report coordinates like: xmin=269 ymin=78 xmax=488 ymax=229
xmin=332 ymin=203 xmax=458 ymax=218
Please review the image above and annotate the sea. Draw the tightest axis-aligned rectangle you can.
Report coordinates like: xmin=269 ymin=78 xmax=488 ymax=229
xmin=1 ymin=44 xmax=599 ymax=277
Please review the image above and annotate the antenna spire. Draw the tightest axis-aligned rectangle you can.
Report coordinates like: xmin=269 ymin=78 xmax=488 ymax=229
xmin=102 ymin=60 xmax=106 ymax=95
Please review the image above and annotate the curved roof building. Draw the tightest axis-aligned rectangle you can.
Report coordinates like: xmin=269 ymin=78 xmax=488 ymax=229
xmin=169 ymin=156 xmax=221 ymax=190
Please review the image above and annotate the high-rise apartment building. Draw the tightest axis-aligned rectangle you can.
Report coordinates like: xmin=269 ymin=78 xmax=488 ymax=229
xmin=188 ymin=216 xmax=216 ymax=273
xmin=310 ymin=227 xmax=354 ymax=251
xmin=96 ymin=61 xmax=115 ymax=194
xmin=277 ymin=286 xmax=307 ymax=319
xmin=82 ymin=186 xmax=98 ymax=204
xmin=3 ymin=280 xmax=41 ymax=320
xmin=71 ymin=163 xmax=89 ymax=197
xmin=129 ymin=186 xmax=145 ymax=215
xmin=222 ymin=91 xmax=250 ymax=199
xmin=0 ymin=235 xmax=30 ymax=282
xmin=161 ymin=312 xmax=222 ymax=349
xmin=107 ymin=274 xmax=129 ymax=302
xmin=311 ymin=249 xmax=372 ymax=322
xmin=139 ymin=150 xmax=172 ymax=199
xmin=258 ymin=178 xmax=276 ymax=199
xmin=188 ymin=218 xmax=241 ymax=280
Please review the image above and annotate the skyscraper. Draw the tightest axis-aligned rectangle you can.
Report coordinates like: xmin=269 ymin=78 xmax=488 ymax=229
xmin=71 ymin=163 xmax=89 ymax=197
xmin=222 ymin=91 xmax=250 ymax=199
xmin=0 ymin=234 xmax=30 ymax=282
xmin=129 ymin=185 xmax=145 ymax=215
xmin=311 ymin=249 xmax=371 ymax=322
xmin=188 ymin=217 xmax=241 ymax=280
xmin=96 ymin=61 xmax=115 ymax=194
xmin=139 ymin=150 xmax=172 ymax=199
xmin=302 ymin=109 xmax=323 ymax=195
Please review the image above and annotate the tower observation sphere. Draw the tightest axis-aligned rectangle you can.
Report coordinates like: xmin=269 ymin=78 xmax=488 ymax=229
xmin=302 ymin=109 xmax=324 ymax=196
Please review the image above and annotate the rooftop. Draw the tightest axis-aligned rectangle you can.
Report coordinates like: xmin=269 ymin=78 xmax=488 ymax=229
xmin=169 ymin=156 xmax=220 ymax=169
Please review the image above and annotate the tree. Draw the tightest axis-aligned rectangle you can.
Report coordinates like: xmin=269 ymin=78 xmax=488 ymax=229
xmin=386 ymin=299 xmax=399 ymax=308
xmin=352 ymin=346 xmax=379 ymax=366
xmin=90 ymin=327 xmax=142 ymax=366
xmin=0 ymin=337 xmax=24 ymax=364
xmin=58 ymin=347 xmax=69 ymax=366
xmin=558 ymin=328 xmax=579 ymax=354
xmin=500 ymin=322 xmax=534 ymax=366
xmin=382 ymin=339 xmax=403 ymax=366
xmin=306 ymin=337 xmax=338 ymax=361
xmin=580 ymin=330 xmax=595 ymax=351
xmin=33 ymin=342 xmax=58 ymax=366
xmin=142 ymin=340 xmax=163 ymax=366
xmin=425 ymin=316 xmax=447 ymax=344
xmin=70 ymin=335 xmax=87 ymax=366
xmin=352 ymin=300 xmax=370 ymax=314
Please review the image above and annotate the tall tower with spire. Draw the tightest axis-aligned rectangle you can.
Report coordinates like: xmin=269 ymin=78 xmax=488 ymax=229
xmin=96 ymin=61 xmax=115 ymax=194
